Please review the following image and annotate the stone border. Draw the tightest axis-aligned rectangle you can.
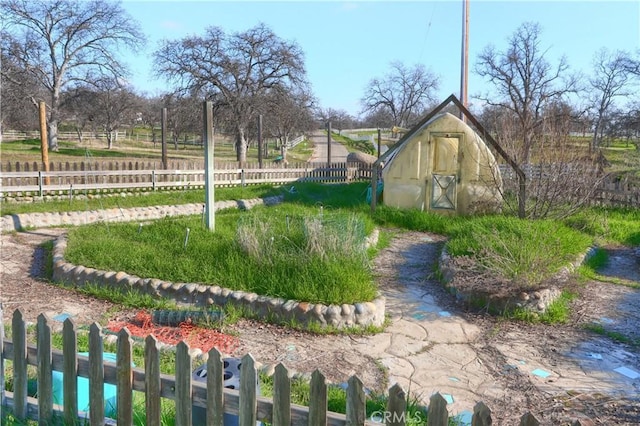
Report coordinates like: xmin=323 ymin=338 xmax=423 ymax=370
xmin=438 ymin=247 xmax=595 ymax=313
xmin=52 ymin=229 xmax=384 ymax=329
xmin=0 ymin=196 xmax=284 ymax=233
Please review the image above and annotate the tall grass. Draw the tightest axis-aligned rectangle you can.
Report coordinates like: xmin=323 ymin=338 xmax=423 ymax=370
xmin=372 ymin=206 xmax=593 ymax=289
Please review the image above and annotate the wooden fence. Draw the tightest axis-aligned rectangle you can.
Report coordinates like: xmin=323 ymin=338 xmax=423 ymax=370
xmin=0 ymin=308 xmax=574 ymax=425
xmin=0 ymin=161 xmax=373 ymax=197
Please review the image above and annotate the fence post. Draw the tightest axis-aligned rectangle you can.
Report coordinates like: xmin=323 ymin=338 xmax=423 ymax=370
xmin=38 ymin=171 xmax=43 ymax=197
xmin=241 ymin=169 xmax=245 ymax=187
xmin=152 ymin=170 xmax=156 ymax=191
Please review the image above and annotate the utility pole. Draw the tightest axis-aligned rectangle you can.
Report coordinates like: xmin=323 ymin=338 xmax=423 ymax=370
xmin=460 ymin=0 xmax=469 ymax=120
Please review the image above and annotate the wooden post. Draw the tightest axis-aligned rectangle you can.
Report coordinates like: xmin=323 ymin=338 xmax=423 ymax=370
xmin=257 ymin=114 xmax=263 ymax=168
xmin=39 ymin=101 xmax=50 ymax=184
xmin=370 ymin=163 xmax=378 ymax=214
xmin=326 ymin=121 xmax=332 ymax=166
xmin=377 ymin=128 xmax=382 ymax=158
xmin=161 ymin=108 xmax=168 ymax=169
xmin=203 ymin=101 xmax=215 ymax=231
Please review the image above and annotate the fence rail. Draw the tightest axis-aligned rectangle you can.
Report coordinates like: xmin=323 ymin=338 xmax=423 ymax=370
xmin=0 ymin=162 xmax=373 ymax=197
xmin=0 ymin=308 xmax=573 ymax=425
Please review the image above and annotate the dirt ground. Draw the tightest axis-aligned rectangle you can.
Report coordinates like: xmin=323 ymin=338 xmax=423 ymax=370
xmin=2 ymin=229 xmax=640 ymax=425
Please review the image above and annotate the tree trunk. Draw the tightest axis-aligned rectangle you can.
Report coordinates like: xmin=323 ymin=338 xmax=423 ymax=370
xmin=236 ymin=127 xmax=248 ymax=164
xmin=107 ymin=131 xmax=114 ymax=149
xmin=47 ymin=119 xmax=59 ymax=152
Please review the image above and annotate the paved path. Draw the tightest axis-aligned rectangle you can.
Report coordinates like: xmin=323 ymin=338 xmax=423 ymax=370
xmin=307 ymin=130 xmax=349 ymax=163
xmin=2 ymin=207 xmax=640 ymax=423
xmin=348 ymin=231 xmax=640 ymax=422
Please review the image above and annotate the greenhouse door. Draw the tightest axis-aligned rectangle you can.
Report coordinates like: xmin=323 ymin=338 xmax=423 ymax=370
xmin=428 ymin=135 xmax=459 ymax=211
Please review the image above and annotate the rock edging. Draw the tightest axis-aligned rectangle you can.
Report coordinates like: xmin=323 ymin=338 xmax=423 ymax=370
xmin=438 ymin=246 xmax=595 ymax=313
xmin=51 ymin=220 xmax=384 ymax=330
xmin=1 ymin=196 xmax=284 ymax=233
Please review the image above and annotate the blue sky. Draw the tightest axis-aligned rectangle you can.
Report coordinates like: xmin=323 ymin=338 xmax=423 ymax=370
xmin=121 ymin=0 xmax=640 ymax=117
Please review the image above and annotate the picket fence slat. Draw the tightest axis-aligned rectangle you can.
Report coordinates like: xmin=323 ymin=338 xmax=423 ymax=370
xmin=117 ymin=328 xmax=133 ymax=425
xmin=240 ymin=354 xmax=258 ymax=426
xmin=385 ymin=384 xmax=406 ymax=426
xmin=145 ymin=335 xmax=162 ymax=426
xmin=309 ymin=370 xmax=327 ymax=426
xmin=89 ymin=323 xmax=105 ymax=426
xmin=0 ymin=308 xmax=585 ymax=425
xmin=206 ymin=348 xmax=225 ymax=426
xmin=36 ymin=314 xmax=53 ymax=424
xmin=273 ymin=363 xmax=291 ymax=426
xmin=12 ymin=310 xmax=27 ymax=421
xmin=63 ymin=319 xmax=78 ymax=424
xmin=176 ymin=341 xmax=193 ymax=426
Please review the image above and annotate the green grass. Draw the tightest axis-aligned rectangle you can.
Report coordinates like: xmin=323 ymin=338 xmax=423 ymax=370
xmin=584 ymin=323 xmax=640 ymax=347
xmin=507 ymin=291 xmax=576 ymax=324
xmin=330 ymin=132 xmax=375 ymax=155
xmin=64 ymin=205 xmax=377 ymax=305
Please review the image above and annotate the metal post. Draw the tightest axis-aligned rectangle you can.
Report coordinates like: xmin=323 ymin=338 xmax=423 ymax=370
xmin=370 ymin=163 xmax=378 ymax=213
xmin=258 ymin=115 xmax=263 ymax=168
xmin=203 ymin=101 xmax=215 ymax=231
xmin=161 ymin=108 xmax=168 ymax=169
xmin=377 ymin=128 xmax=382 ymax=159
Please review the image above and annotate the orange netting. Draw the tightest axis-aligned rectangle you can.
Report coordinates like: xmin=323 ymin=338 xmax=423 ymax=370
xmin=107 ymin=311 xmax=239 ymax=354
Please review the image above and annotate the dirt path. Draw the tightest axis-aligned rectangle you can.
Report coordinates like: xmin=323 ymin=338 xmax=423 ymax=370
xmin=2 ymin=229 xmax=640 ymax=424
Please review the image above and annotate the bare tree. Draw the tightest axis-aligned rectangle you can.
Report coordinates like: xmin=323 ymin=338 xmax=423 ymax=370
xmin=153 ymin=23 xmax=308 ymax=164
xmin=0 ymin=37 xmax=43 ymax=134
xmin=481 ymin=102 xmax=605 ymax=219
xmin=317 ymin=108 xmax=355 ymax=134
xmin=0 ymin=0 xmax=145 ymax=151
xmin=361 ymin=61 xmax=439 ymax=129
xmin=475 ymin=22 xmax=576 ymax=164
xmin=91 ymin=79 xmax=139 ymax=149
xmin=589 ymin=48 xmax=637 ymax=151
xmin=261 ymin=86 xmax=315 ymax=154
